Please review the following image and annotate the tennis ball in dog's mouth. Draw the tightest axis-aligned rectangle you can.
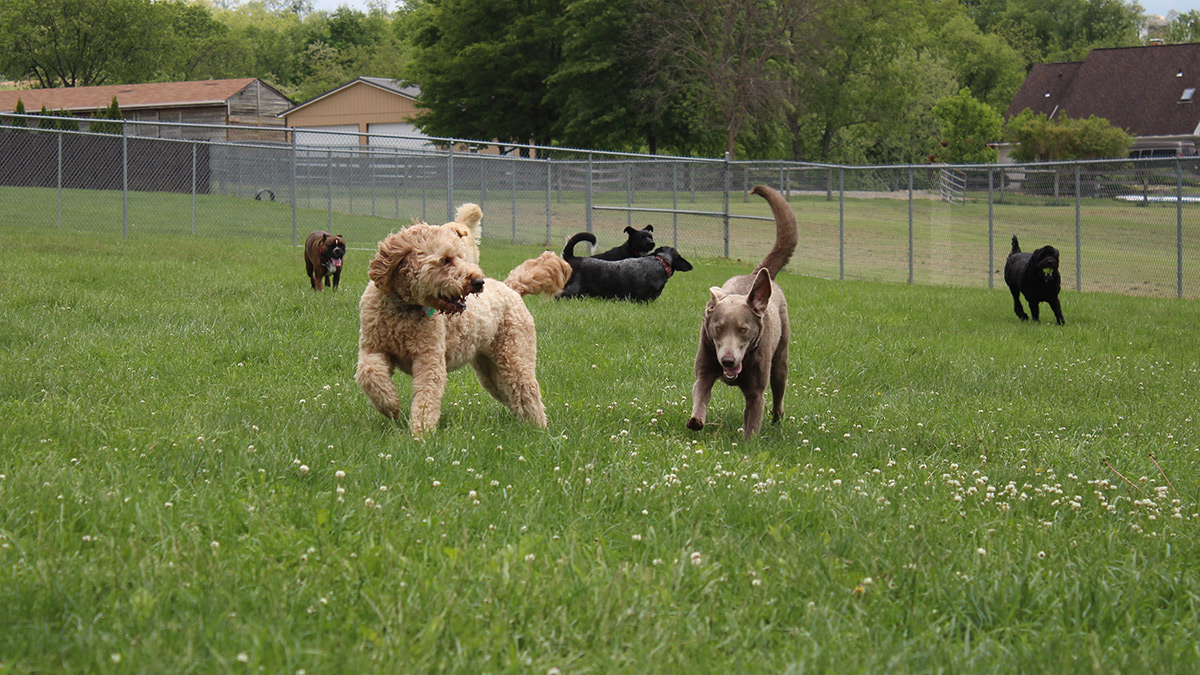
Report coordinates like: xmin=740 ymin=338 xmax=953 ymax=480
xmin=1042 ymin=267 xmax=1053 ymax=275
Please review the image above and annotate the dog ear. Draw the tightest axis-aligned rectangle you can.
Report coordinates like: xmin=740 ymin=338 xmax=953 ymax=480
xmin=644 ymin=225 xmax=653 ymax=232
xmin=624 ymin=226 xmax=635 ymax=235
xmin=706 ymin=287 xmax=727 ymax=315
xmin=368 ymin=232 xmax=411 ymax=288
xmin=747 ymin=269 xmax=773 ymax=316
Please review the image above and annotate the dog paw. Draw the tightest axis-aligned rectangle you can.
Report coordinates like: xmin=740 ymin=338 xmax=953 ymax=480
xmin=686 ymin=417 xmax=704 ymax=431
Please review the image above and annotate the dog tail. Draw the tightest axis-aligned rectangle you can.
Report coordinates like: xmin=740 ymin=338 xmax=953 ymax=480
xmin=563 ymin=232 xmax=596 ymax=260
xmin=456 ymin=203 xmax=483 ymax=245
xmin=1010 ymin=235 xmax=1021 ymax=254
xmin=504 ymin=251 xmax=572 ymax=297
xmin=750 ymin=185 xmax=798 ymax=279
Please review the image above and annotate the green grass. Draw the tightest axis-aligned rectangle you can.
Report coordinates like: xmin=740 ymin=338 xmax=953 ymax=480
xmin=3 ymin=228 xmax=1200 ymax=672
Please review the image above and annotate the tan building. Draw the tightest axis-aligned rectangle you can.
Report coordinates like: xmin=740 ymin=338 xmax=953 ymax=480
xmin=0 ymin=78 xmax=292 ymax=142
xmin=280 ymin=76 xmax=434 ymax=149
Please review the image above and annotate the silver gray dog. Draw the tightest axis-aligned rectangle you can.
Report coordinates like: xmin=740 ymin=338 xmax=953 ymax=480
xmin=687 ymin=185 xmax=798 ymax=439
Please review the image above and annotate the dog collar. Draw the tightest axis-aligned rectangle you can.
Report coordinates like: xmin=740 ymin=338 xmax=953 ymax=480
xmin=656 ymin=255 xmax=673 ymax=277
xmin=395 ymin=301 xmax=437 ymax=318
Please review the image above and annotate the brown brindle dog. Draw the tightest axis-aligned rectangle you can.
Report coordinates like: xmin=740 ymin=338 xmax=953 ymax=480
xmin=305 ymin=231 xmax=346 ymax=290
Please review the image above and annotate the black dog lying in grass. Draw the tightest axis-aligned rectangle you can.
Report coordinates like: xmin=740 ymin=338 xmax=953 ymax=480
xmin=1004 ymin=235 xmax=1065 ymax=325
xmin=557 ymin=233 xmax=693 ymax=301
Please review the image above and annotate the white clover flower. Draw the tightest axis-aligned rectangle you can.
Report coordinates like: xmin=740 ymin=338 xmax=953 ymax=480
xmin=690 ymin=551 xmax=703 ymax=566
xmin=976 ymin=547 xmax=987 ymax=556
xmin=335 ymin=470 xmax=345 ymax=480
xmin=299 ymin=464 xmax=309 ymax=474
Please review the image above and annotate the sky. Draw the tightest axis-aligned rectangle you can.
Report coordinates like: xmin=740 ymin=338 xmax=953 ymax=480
xmin=307 ymin=0 xmax=1198 ymax=16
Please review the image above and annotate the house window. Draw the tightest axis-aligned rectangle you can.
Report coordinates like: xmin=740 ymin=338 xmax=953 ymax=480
xmin=1182 ymin=88 xmax=1196 ymax=101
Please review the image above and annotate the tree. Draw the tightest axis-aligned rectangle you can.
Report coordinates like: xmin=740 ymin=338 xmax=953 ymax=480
xmin=1004 ymin=109 xmax=1130 ymax=162
xmin=1162 ymin=10 xmax=1200 ymax=43
xmin=637 ymin=0 xmax=815 ymax=160
xmin=0 ymin=0 xmax=175 ymax=87
xmin=11 ymin=99 xmax=27 ymax=127
xmin=786 ymin=0 xmax=923 ymax=162
xmin=1005 ymin=108 xmax=1130 ymax=197
xmin=963 ymin=0 xmax=1141 ymax=63
xmin=547 ymin=0 xmax=716 ymax=154
xmin=90 ymin=97 xmax=125 ymax=134
xmin=932 ymin=88 xmax=1003 ymax=164
xmin=404 ymin=0 xmax=564 ymax=150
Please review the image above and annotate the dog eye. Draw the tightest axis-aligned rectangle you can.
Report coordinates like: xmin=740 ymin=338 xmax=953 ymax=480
xmin=442 ymin=257 xmax=453 ymax=266
xmin=738 ymin=325 xmax=748 ymax=334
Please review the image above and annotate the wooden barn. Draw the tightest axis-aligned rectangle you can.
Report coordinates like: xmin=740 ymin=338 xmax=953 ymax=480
xmin=0 ymin=78 xmax=292 ymax=142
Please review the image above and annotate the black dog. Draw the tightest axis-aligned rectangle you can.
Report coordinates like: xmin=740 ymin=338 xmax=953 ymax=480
xmin=1004 ymin=235 xmax=1064 ymax=325
xmin=558 ymin=237 xmax=693 ymax=302
xmin=563 ymin=225 xmax=655 ymax=262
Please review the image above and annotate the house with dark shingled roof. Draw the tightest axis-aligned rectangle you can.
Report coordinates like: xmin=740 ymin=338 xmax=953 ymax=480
xmin=1004 ymin=42 xmax=1200 ymax=161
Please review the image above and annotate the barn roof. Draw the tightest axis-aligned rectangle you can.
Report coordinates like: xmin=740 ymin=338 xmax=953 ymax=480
xmin=0 ymin=78 xmax=285 ymax=113
xmin=1006 ymin=42 xmax=1200 ymax=137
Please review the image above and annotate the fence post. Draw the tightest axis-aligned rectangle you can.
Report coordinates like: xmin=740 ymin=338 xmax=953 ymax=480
xmin=626 ymin=162 xmax=633 ymax=228
xmin=723 ymin=152 xmax=731 ymax=258
xmin=1178 ymin=158 xmax=1184 ymax=298
xmin=290 ymin=134 xmax=297 ymax=246
xmin=446 ymin=144 xmax=454 ymax=223
xmin=907 ymin=166 xmax=913 ymax=284
xmin=545 ymin=157 xmax=552 ymax=246
xmin=1074 ymin=162 xmax=1081 ymax=292
xmin=838 ymin=167 xmax=845 ymax=280
xmin=987 ymin=167 xmax=994 ymax=289
xmin=327 ymin=149 xmax=333 ymax=230
xmin=586 ymin=153 xmax=594 ymax=236
xmin=191 ymin=142 xmax=197 ymax=236
xmin=511 ymin=157 xmax=517 ymax=243
xmin=672 ymin=162 xmax=679 ymax=248
xmin=56 ymin=131 xmax=62 ymax=228
xmin=122 ymin=121 xmax=129 ymax=239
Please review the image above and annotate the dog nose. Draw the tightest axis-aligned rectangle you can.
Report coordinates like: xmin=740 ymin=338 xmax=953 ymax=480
xmin=470 ymin=278 xmax=485 ymax=293
xmin=720 ymin=357 xmax=736 ymax=369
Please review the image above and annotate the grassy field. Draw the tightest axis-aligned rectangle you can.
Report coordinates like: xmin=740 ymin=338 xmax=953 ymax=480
xmin=3 ymin=183 xmax=1200 ymax=299
xmin=2 ymin=227 xmax=1200 ymax=673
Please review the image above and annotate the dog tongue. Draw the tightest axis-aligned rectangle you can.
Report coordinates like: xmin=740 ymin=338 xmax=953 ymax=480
xmin=723 ymin=363 xmax=742 ymax=380
xmin=333 ymin=259 xmax=342 ymax=267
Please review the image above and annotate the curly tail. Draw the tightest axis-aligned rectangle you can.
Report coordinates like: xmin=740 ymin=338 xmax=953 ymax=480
xmin=563 ymin=232 xmax=597 ymax=260
xmin=750 ymin=185 xmax=798 ymax=279
xmin=504 ymin=251 xmax=572 ymax=297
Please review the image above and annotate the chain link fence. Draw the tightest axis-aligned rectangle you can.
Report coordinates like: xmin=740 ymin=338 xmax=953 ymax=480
xmin=3 ymin=114 xmax=1199 ymax=298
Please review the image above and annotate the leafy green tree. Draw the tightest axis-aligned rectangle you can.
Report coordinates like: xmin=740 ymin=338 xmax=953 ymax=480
xmin=1162 ymin=10 xmax=1200 ymax=43
xmin=404 ymin=0 xmax=564 ymax=149
xmin=933 ymin=87 xmax=1003 ymax=164
xmin=964 ymin=0 xmax=1140 ymax=63
xmin=0 ymin=0 xmax=175 ymax=87
xmin=930 ymin=12 xmax=1025 ymax=110
xmin=159 ymin=2 xmax=255 ymax=81
xmin=1004 ymin=109 xmax=1130 ymax=161
xmin=636 ymin=0 xmax=813 ymax=160
xmin=787 ymin=0 xmax=923 ymax=162
xmin=1005 ymin=108 xmax=1130 ymax=197
xmin=548 ymin=0 xmax=715 ymax=154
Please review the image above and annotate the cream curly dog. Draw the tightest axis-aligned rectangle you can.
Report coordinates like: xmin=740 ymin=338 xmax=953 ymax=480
xmin=355 ymin=203 xmax=570 ymax=435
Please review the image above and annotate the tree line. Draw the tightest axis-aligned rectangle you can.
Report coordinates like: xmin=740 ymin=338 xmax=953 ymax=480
xmin=1 ymin=0 xmax=1194 ymax=163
